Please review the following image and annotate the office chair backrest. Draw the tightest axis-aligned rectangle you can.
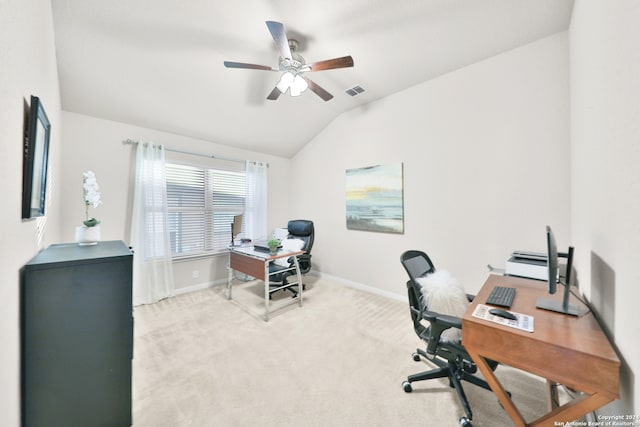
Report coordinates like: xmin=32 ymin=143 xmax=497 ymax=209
xmin=400 ymin=250 xmax=436 ymax=337
xmin=401 ymin=250 xmax=436 ymax=282
xmin=287 ymin=220 xmax=314 ymax=274
xmin=287 ymin=220 xmax=314 ymax=251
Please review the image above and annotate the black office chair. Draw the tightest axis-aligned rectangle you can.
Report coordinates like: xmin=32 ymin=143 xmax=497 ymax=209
xmin=400 ymin=250 xmax=498 ymax=427
xmin=268 ymin=220 xmax=314 ymax=297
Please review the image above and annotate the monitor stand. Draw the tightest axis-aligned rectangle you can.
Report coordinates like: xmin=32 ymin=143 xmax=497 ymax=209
xmin=536 ymin=297 xmax=585 ymax=317
xmin=536 ymin=281 xmax=587 ymax=317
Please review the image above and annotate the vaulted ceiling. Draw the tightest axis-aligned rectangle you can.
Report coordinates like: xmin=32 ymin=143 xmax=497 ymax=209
xmin=51 ymin=0 xmax=574 ymax=157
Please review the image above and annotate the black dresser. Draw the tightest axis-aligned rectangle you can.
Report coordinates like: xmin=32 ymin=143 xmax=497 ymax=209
xmin=21 ymin=240 xmax=133 ymax=427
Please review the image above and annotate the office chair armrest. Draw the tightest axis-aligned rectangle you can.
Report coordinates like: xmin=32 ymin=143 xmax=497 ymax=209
xmin=281 ymin=255 xmax=297 ymax=266
xmin=286 ymin=253 xmax=311 ymax=264
xmin=297 ymin=253 xmax=311 ymax=265
xmin=421 ymin=310 xmax=462 ymax=329
xmin=421 ymin=310 xmax=462 ymax=355
xmin=434 ymin=313 xmax=463 ymax=329
xmin=288 ymin=253 xmax=311 ymax=273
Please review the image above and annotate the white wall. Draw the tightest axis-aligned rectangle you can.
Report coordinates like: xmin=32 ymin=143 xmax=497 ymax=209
xmin=570 ymin=0 xmax=640 ymax=415
xmin=291 ymin=33 xmax=570 ymax=297
xmin=59 ymin=112 xmax=292 ymax=292
xmin=0 ymin=0 xmax=63 ymax=424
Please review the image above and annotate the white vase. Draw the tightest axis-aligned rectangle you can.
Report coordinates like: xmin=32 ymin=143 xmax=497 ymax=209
xmin=75 ymin=224 xmax=101 ymax=245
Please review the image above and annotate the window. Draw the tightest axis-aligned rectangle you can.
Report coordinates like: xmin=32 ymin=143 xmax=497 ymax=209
xmin=166 ymin=163 xmax=245 ymax=257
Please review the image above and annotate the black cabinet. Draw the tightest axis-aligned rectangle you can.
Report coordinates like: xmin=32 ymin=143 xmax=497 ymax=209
xmin=21 ymin=240 xmax=133 ymax=427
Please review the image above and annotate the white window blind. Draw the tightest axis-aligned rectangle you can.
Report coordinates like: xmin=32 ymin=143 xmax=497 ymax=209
xmin=166 ymin=163 xmax=246 ymax=257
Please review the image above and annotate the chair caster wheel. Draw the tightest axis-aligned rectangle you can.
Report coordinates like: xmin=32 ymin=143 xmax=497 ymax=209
xmin=402 ymin=381 xmax=412 ymax=393
xmin=459 ymin=416 xmax=472 ymax=427
xmin=412 ymin=352 xmax=421 ymax=362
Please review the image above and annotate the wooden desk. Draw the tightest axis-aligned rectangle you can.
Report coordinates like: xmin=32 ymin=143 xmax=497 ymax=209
xmin=462 ymin=274 xmax=619 ymax=426
xmin=227 ymin=246 xmax=304 ymax=321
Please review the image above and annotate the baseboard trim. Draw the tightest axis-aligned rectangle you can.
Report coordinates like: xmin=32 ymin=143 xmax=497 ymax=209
xmin=310 ymin=271 xmax=407 ymax=303
xmin=173 ymin=278 xmax=226 ymax=296
xmin=172 ymin=271 xmax=407 ymax=304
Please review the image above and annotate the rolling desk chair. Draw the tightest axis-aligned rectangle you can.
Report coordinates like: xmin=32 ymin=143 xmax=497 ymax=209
xmin=400 ymin=250 xmax=498 ymax=427
xmin=269 ymin=220 xmax=314 ymax=297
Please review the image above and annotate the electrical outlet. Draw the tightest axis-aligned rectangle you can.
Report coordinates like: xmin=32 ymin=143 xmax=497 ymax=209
xmin=192 ymin=270 xmax=199 ymax=279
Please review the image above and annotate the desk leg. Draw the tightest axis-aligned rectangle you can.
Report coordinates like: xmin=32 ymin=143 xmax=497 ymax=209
xmin=227 ymin=263 xmax=233 ymax=300
xmin=530 ymin=392 xmax=614 ymax=427
xmin=468 ymin=350 xmax=616 ymax=427
xmin=546 ymin=380 xmax=559 ymax=412
xmin=264 ymin=261 xmax=270 ymax=322
xmin=293 ymin=256 xmax=303 ymax=307
xmin=467 ymin=349 xmax=528 ymax=426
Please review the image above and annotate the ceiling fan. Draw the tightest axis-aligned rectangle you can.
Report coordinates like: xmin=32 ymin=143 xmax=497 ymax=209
xmin=224 ymin=21 xmax=354 ymax=101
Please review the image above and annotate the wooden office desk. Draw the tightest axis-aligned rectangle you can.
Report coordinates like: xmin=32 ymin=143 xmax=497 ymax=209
xmin=462 ymin=274 xmax=619 ymax=426
xmin=227 ymin=246 xmax=304 ymax=321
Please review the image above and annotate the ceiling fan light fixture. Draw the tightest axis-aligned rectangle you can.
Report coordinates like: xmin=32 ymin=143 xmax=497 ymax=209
xmin=276 ymin=71 xmax=295 ymax=93
xmin=290 ymin=74 xmax=309 ymax=97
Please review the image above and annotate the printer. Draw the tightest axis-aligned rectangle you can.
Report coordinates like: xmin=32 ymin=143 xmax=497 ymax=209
xmin=505 ymin=250 xmax=548 ymax=281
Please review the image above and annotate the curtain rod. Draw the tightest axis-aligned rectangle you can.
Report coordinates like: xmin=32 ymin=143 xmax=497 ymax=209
xmin=122 ymin=139 xmax=268 ymax=166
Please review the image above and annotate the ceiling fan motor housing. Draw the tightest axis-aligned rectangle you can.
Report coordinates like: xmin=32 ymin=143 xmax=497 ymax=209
xmin=280 ymin=39 xmax=305 ymax=71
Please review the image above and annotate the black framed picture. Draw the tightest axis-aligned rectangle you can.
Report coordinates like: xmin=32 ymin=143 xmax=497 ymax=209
xmin=22 ymin=95 xmax=51 ymax=219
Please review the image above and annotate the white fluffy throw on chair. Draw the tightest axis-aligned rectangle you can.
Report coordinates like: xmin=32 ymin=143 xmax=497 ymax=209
xmin=273 ymin=238 xmax=305 ymax=267
xmin=416 ymin=270 xmax=469 ymax=342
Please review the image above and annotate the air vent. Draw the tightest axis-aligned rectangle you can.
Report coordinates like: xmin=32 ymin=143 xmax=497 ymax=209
xmin=345 ymin=85 xmax=366 ymax=97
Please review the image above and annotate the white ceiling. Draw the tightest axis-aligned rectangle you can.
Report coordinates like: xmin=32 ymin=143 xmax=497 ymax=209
xmin=51 ymin=0 xmax=574 ymax=158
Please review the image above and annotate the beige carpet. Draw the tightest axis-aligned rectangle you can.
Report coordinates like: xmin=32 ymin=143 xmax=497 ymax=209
xmin=132 ymin=276 xmax=549 ymax=426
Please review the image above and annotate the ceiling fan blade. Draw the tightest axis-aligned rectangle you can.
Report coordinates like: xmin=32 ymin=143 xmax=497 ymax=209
xmin=224 ymin=61 xmax=276 ymax=71
xmin=266 ymin=21 xmax=292 ymax=60
xmin=266 ymin=87 xmax=282 ymax=100
xmin=308 ymin=56 xmax=354 ymax=72
xmin=303 ymin=77 xmax=334 ymax=101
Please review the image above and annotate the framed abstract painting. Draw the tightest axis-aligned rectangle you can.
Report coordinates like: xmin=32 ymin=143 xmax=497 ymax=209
xmin=346 ymin=163 xmax=404 ymax=233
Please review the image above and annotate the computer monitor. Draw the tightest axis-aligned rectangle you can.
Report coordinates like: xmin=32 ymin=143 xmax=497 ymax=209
xmin=545 ymin=226 xmax=559 ymax=294
xmin=536 ymin=225 xmax=584 ymax=316
xmin=230 ymin=214 xmax=243 ymax=246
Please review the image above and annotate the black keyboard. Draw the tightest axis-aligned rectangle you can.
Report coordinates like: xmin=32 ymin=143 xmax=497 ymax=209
xmin=486 ymin=286 xmax=516 ymax=308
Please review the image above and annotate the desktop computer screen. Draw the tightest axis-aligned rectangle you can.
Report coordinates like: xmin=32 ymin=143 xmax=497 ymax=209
xmin=536 ymin=225 xmax=583 ymax=316
xmin=230 ymin=214 xmax=243 ymax=246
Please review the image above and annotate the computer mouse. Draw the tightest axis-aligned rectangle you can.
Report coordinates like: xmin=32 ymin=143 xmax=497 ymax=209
xmin=489 ymin=308 xmax=517 ymax=321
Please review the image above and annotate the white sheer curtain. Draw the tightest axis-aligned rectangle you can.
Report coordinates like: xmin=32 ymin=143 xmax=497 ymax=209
xmin=244 ymin=161 xmax=268 ymax=240
xmin=130 ymin=143 xmax=174 ymax=305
